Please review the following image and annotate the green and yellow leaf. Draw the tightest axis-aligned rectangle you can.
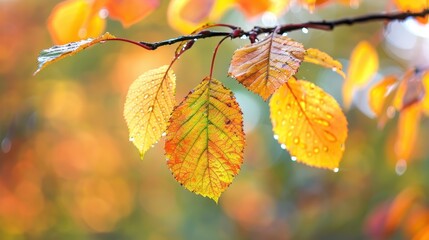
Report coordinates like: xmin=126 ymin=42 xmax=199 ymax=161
xmin=165 ymin=77 xmax=245 ymax=202
xmin=228 ymin=33 xmax=305 ymax=100
xmin=34 ymin=32 xmax=116 ymax=75
xmin=124 ymin=66 xmax=176 ymax=158
xmin=304 ymin=48 xmax=346 ymax=78
xmin=270 ymin=78 xmax=348 ymax=170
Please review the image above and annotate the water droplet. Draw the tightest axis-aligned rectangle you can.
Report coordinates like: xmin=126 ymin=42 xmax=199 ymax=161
xmin=291 ymin=156 xmax=297 ymax=161
xmin=277 ymin=110 xmax=282 ymax=115
xmin=323 ymin=146 xmax=328 ymax=152
xmin=148 ymin=106 xmax=153 ymax=112
xmin=98 ymin=8 xmax=109 ymax=19
xmin=314 ymin=118 xmax=330 ymax=126
xmin=323 ymin=130 xmax=337 ymax=142
xmin=144 ymin=94 xmax=149 ymax=99
xmin=161 ymin=132 xmax=167 ymax=137
xmin=299 ymin=101 xmax=306 ymax=110
xmin=281 ymin=120 xmax=286 ymax=125
xmin=386 ymin=106 xmax=396 ymax=119
xmin=240 ymin=35 xmax=248 ymax=40
xmin=326 ymin=113 xmax=333 ymax=119
xmin=306 ymin=132 xmax=311 ymax=137
xmin=280 ymin=144 xmax=286 ymax=149
xmin=395 ymin=159 xmax=407 ymax=176
xmin=78 ymin=28 xmax=87 ymax=38
xmin=129 ymin=136 xmax=135 ymax=142
xmin=273 ymin=135 xmax=279 ymax=140
xmin=332 ymin=67 xmax=337 ymax=72
xmin=302 ymin=27 xmax=309 ymax=34
xmin=314 ymin=147 xmax=319 ymax=153
xmin=1 ymin=137 xmax=11 ymax=153
xmin=333 ymin=168 xmax=339 ymax=173
xmin=293 ymin=137 xmax=300 ymax=144
xmin=287 ymin=131 xmax=293 ymax=137
xmin=151 ymin=144 xmax=155 ymax=148
xmin=309 ymin=83 xmax=315 ymax=89
xmin=282 ymin=33 xmax=288 ymax=36
xmin=307 ymin=152 xmax=313 ymax=157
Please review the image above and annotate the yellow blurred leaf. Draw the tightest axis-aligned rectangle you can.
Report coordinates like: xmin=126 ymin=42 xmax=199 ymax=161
xmin=165 ymin=77 xmax=245 ymax=202
xmin=393 ymin=0 xmax=429 ymax=24
xmin=395 ymin=102 xmax=422 ymax=161
xmin=368 ymin=75 xmax=399 ymax=127
xmin=228 ymin=33 xmax=305 ymax=100
xmin=105 ymin=0 xmax=159 ymax=27
xmin=167 ymin=0 xmax=234 ymax=33
xmin=124 ymin=66 xmax=176 ymax=158
xmin=270 ymin=79 xmax=348 ymax=170
xmin=35 ymin=32 xmax=116 ymax=75
xmin=48 ymin=0 xmax=106 ymax=44
xmin=343 ymin=40 xmax=378 ymax=109
xmin=304 ymin=48 xmax=346 ymax=78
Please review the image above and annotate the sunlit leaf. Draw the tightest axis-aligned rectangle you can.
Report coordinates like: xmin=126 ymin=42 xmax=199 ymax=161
xmin=270 ymin=79 xmax=348 ymax=170
xmin=167 ymin=0 xmax=234 ymax=33
xmin=304 ymin=48 xmax=346 ymax=78
xmin=165 ymin=77 xmax=245 ymax=202
xmin=412 ymin=225 xmax=429 ymax=240
xmin=48 ymin=0 xmax=106 ymax=44
xmin=105 ymin=0 xmax=159 ymax=27
xmin=395 ymin=102 xmax=422 ymax=162
xmin=34 ymin=32 xmax=116 ymax=75
xmin=228 ymin=33 xmax=305 ymax=100
xmin=343 ymin=40 xmax=378 ymax=109
xmin=393 ymin=0 xmax=429 ymax=24
xmin=124 ymin=66 xmax=176 ymax=158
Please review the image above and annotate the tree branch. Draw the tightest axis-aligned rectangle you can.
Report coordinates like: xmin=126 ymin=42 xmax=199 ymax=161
xmin=138 ymin=9 xmax=429 ymax=50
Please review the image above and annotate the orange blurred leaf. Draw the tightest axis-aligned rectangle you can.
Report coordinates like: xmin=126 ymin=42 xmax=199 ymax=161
xmin=413 ymin=225 xmax=429 ymax=240
xmin=124 ymin=66 xmax=176 ymax=159
xmin=270 ymin=79 xmax=348 ymax=170
xmin=395 ymin=102 xmax=422 ymax=161
xmin=343 ymin=40 xmax=378 ymax=109
xmin=167 ymin=0 xmax=234 ymax=33
xmin=304 ymin=48 xmax=346 ymax=78
xmin=34 ymin=32 xmax=116 ymax=75
xmin=165 ymin=77 xmax=245 ymax=202
xmin=228 ymin=33 xmax=305 ymax=100
xmin=48 ymin=0 xmax=106 ymax=44
xmin=368 ymin=75 xmax=398 ymax=127
xmin=393 ymin=0 xmax=429 ymax=23
xmin=422 ymin=72 xmax=429 ymax=116
xmin=235 ymin=0 xmax=270 ymax=18
xmin=105 ymin=0 xmax=159 ymax=27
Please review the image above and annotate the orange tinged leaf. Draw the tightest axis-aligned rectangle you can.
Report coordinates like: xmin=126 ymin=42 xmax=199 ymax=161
xmin=34 ymin=32 xmax=116 ymax=75
xmin=393 ymin=0 xmax=429 ymax=24
xmin=167 ymin=0 xmax=234 ymax=33
xmin=48 ymin=0 xmax=106 ymax=44
xmin=343 ymin=41 xmax=378 ymax=108
xmin=304 ymin=48 xmax=346 ymax=78
xmin=105 ymin=0 xmax=159 ymax=27
xmin=395 ymin=103 xmax=422 ymax=162
xmin=385 ymin=188 xmax=421 ymax=235
xmin=165 ymin=77 xmax=245 ymax=202
xmin=124 ymin=66 xmax=176 ymax=158
xmin=228 ymin=33 xmax=305 ymax=100
xmin=422 ymin=72 xmax=429 ymax=116
xmin=235 ymin=0 xmax=270 ymax=18
xmin=369 ymin=76 xmax=398 ymax=117
xmin=270 ymin=79 xmax=348 ymax=170
xmin=413 ymin=225 xmax=429 ymax=240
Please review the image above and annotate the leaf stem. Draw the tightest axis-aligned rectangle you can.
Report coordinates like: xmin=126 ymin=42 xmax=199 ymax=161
xmin=209 ymin=36 xmax=229 ymax=80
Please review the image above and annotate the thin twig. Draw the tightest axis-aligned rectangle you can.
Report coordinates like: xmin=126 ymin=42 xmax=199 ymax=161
xmin=137 ymin=9 xmax=429 ymax=50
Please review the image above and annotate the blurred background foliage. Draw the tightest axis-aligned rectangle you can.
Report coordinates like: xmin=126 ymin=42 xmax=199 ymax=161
xmin=1 ymin=0 xmax=429 ymax=239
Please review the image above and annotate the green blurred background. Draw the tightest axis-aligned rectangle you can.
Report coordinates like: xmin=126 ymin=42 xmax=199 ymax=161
xmin=1 ymin=0 xmax=429 ymax=239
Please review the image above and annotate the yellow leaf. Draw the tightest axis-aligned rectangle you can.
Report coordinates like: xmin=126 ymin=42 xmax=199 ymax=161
xmin=395 ymin=103 xmax=422 ymax=162
xmin=270 ymin=79 xmax=348 ymax=170
xmin=165 ymin=77 xmax=245 ymax=202
xmin=48 ymin=0 xmax=106 ymax=44
xmin=304 ymin=48 xmax=346 ymax=78
xmin=393 ymin=0 xmax=429 ymax=24
xmin=124 ymin=66 xmax=176 ymax=158
xmin=343 ymin=40 xmax=378 ymax=109
xmin=34 ymin=32 xmax=116 ymax=75
xmin=105 ymin=0 xmax=159 ymax=27
xmin=368 ymin=75 xmax=399 ymax=127
xmin=228 ymin=33 xmax=305 ymax=100
xmin=167 ymin=0 xmax=234 ymax=33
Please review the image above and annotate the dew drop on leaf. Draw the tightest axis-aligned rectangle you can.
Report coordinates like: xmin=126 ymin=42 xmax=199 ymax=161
xmin=129 ymin=136 xmax=135 ymax=142
xmin=281 ymin=143 xmax=286 ymax=149
xmin=333 ymin=168 xmax=339 ymax=173
xmin=291 ymin=156 xmax=297 ymax=161
xmin=273 ymin=134 xmax=279 ymax=140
